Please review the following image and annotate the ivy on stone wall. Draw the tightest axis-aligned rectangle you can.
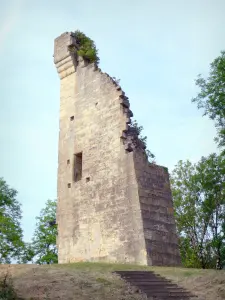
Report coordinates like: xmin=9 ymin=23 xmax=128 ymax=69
xmin=73 ymin=30 xmax=100 ymax=65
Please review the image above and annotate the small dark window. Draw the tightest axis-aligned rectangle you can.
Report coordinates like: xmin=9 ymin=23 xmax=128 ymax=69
xmin=68 ymin=183 xmax=71 ymax=188
xmin=67 ymin=159 xmax=70 ymax=165
xmin=86 ymin=177 xmax=90 ymax=182
xmin=73 ymin=152 xmax=82 ymax=182
xmin=70 ymin=116 xmax=74 ymax=121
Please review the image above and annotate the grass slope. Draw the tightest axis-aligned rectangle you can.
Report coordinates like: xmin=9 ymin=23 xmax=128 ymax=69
xmin=0 ymin=263 xmax=224 ymax=300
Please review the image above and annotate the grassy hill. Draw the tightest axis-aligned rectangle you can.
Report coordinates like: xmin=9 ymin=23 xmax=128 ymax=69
xmin=0 ymin=263 xmax=224 ymax=300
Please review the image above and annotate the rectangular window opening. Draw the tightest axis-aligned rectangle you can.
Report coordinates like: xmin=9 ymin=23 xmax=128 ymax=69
xmin=73 ymin=152 xmax=82 ymax=182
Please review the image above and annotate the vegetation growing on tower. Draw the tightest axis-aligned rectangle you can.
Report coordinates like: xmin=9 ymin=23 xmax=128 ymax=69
xmin=69 ymin=32 xmax=155 ymax=162
xmin=129 ymin=119 xmax=155 ymax=163
xmin=73 ymin=30 xmax=100 ymax=65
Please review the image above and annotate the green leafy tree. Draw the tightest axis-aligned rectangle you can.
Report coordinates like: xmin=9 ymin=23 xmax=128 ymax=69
xmin=171 ymin=160 xmax=205 ymax=268
xmin=31 ymin=199 xmax=58 ymax=264
xmin=192 ymin=51 xmax=225 ymax=150
xmin=18 ymin=242 xmax=35 ymax=264
xmin=195 ymin=153 xmax=225 ymax=269
xmin=0 ymin=178 xmax=25 ymax=264
xmin=178 ymin=236 xmax=201 ymax=268
xmin=221 ymin=221 xmax=225 ymax=268
xmin=171 ymin=155 xmax=225 ymax=269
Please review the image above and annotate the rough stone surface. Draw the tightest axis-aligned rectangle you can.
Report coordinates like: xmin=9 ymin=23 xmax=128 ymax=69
xmin=54 ymin=32 xmax=181 ymax=266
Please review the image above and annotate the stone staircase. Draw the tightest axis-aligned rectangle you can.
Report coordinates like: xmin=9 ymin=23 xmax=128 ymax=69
xmin=114 ymin=271 xmax=197 ymax=300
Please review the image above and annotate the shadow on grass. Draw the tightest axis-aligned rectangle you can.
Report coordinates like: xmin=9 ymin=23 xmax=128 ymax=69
xmin=0 ymin=271 xmax=24 ymax=300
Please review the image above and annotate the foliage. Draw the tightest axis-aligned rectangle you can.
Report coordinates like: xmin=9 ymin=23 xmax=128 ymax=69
xmin=196 ymin=153 xmax=225 ymax=269
xmin=18 ymin=242 xmax=35 ymax=264
xmin=0 ymin=271 xmax=21 ymax=300
xmin=192 ymin=51 xmax=225 ymax=150
xmin=73 ymin=30 xmax=100 ymax=65
xmin=178 ymin=236 xmax=202 ymax=268
xmin=221 ymin=221 xmax=225 ymax=267
xmin=112 ymin=77 xmax=120 ymax=85
xmin=171 ymin=160 xmax=204 ymax=268
xmin=171 ymin=155 xmax=225 ymax=269
xmin=129 ymin=119 xmax=155 ymax=162
xmin=0 ymin=178 xmax=25 ymax=264
xmin=30 ymin=199 xmax=58 ymax=265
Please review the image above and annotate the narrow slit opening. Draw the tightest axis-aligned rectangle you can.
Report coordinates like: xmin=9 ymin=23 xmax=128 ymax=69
xmin=73 ymin=152 xmax=82 ymax=182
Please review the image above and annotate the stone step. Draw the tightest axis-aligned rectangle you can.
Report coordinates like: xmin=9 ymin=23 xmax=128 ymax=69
xmin=122 ymin=276 xmax=172 ymax=281
xmin=135 ymin=285 xmax=186 ymax=292
xmin=150 ymin=295 xmax=190 ymax=300
xmin=114 ymin=271 xmax=197 ymax=300
xmin=142 ymin=287 xmax=194 ymax=297
xmin=139 ymin=286 xmax=191 ymax=293
xmin=126 ymin=280 xmax=172 ymax=285
xmin=124 ymin=281 xmax=186 ymax=289
xmin=144 ymin=291 xmax=192 ymax=295
xmin=119 ymin=273 xmax=167 ymax=278
xmin=116 ymin=271 xmax=159 ymax=276
xmin=127 ymin=281 xmax=178 ymax=286
xmin=116 ymin=271 xmax=169 ymax=276
xmin=118 ymin=275 xmax=172 ymax=282
xmin=139 ymin=291 xmax=192 ymax=297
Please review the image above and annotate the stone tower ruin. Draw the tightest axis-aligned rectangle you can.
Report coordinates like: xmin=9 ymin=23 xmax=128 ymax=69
xmin=54 ymin=31 xmax=181 ymax=266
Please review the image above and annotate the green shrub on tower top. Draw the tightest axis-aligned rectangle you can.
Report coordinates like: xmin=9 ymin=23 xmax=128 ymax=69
xmin=73 ymin=30 xmax=100 ymax=65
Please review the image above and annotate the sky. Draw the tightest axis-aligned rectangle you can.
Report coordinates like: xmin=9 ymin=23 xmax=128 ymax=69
xmin=0 ymin=0 xmax=224 ymax=243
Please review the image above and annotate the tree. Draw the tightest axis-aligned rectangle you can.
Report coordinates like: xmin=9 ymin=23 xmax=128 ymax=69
xmin=192 ymin=51 xmax=225 ymax=150
xmin=18 ymin=242 xmax=35 ymax=264
xmin=171 ymin=155 xmax=225 ymax=269
xmin=0 ymin=178 xmax=25 ymax=263
xmin=196 ymin=154 xmax=225 ymax=268
xmin=220 ymin=221 xmax=225 ymax=268
xmin=31 ymin=199 xmax=58 ymax=264
xmin=171 ymin=160 xmax=205 ymax=268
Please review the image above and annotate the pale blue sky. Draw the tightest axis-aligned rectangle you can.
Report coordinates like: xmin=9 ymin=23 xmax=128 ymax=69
xmin=0 ymin=0 xmax=224 ymax=242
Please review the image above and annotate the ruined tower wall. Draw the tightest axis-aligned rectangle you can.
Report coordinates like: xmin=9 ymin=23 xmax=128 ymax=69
xmin=54 ymin=32 xmax=181 ymax=266
xmin=133 ymin=152 xmax=180 ymax=265
xmin=55 ymin=32 xmax=148 ymax=264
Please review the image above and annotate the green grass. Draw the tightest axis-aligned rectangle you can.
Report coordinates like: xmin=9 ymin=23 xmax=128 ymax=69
xmin=51 ymin=261 xmax=224 ymax=284
xmin=51 ymin=261 xmax=205 ymax=273
xmin=96 ymin=277 xmax=112 ymax=285
xmin=0 ymin=262 xmax=224 ymax=300
xmin=0 ymin=272 xmax=23 ymax=300
xmin=53 ymin=261 xmax=151 ymax=272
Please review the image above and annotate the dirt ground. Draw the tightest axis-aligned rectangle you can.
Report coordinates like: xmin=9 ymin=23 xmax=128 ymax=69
xmin=0 ymin=263 xmax=224 ymax=300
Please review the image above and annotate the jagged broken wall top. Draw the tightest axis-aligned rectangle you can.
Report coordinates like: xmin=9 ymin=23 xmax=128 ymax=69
xmin=54 ymin=32 xmax=152 ymax=161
